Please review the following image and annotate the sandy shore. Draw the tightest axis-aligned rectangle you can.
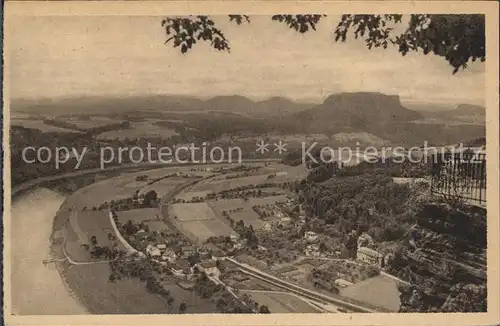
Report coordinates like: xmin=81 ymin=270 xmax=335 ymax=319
xmin=10 ymin=188 xmax=88 ymax=315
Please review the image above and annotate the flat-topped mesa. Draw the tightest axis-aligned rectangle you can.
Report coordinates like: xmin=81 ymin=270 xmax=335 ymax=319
xmin=295 ymin=92 xmax=424 ymax=132
xmin=322 ymin=92 xmax=416 ymax=121
xmin=323 ymin=92 xmax=402 ymax=107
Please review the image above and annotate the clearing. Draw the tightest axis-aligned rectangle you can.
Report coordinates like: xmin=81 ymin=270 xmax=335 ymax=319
xmin=208 ymin=196 xmax=288 ymax=229
xmin=65 ymin=210 xmax=125 ymax=261
xmin=115 ymin=208 xmax=161 ymax=224
xmin=339 ymin=274 xmax=401 ymax=312
xmin=173 ymin=219 xmax=236 ymax=244
xmin=170 ymin=203 xmax=216 ymax=221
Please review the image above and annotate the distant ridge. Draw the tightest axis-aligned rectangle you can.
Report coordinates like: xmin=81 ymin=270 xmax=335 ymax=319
xmin=10 ymin=93 xmax=485 ymax=146
xmin=292 ymin=92 xmax=423 ymax=132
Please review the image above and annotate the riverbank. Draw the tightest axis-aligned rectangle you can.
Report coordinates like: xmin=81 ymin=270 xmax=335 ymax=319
xmin=10 ymin=188 xmax=88 ymax=315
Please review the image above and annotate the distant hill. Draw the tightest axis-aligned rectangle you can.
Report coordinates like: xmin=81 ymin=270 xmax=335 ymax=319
xmin=204 ymin=95 xmax=256 ymax=115
xmin=454 ymin=104 xmax=485 ymax=116
xmin=415 ymin=103 xmax=485 ymax=124
xmin=11 ymin=93 xmax=485 ymax=147
xmin=402 ymin=101 xmax=456 ymax=112
xmin=11 ymin=95 xmax=314 ymax=118
xmin=287 ymin=92 xmax=484 ymax=146
xmin=256 ymin=97 xmax=315 ymax=117
xmin=293 ymin=92 xmax=423 ymax=133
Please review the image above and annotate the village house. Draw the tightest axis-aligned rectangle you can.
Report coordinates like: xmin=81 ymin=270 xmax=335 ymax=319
xmin=180 ymin=245 xmax=197 ymax=258
xmin=279 ymin=216 xmax=292 ymax=226
xmin=171 ymin=259 xmax=192 ymax=278
xmin=357 ymin=233 xmax=375 ymax=248
xmin=356 ymin=246 xmax=384 ymax=266
xmin=197 ymin=260 xmax=220 ymax=277
xmin=146 ymin=244 xmax=161 ymax=258
xmin=304 ymin=244 xmax=321 ymax=257
xmin=199 ymin=243 xmax=217 ymax=258
xmin=334 ymin=278 xmax=354 ymax=288
xmin=156 ymin=244 xmax=167 ymax=251
xmin=304 ymin=231 xmax=319 ymax=243
xmin=232 ymin=242 xmax=243 ymax=250
xmin=161 ymin=248 xmax=177 ymax=263
xmin=211 ymin=250 xmax=226 ymax=261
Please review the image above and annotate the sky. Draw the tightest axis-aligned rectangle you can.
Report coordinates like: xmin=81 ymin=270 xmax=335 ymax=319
xmin=7 ymin=15 xmax=485 ymax=105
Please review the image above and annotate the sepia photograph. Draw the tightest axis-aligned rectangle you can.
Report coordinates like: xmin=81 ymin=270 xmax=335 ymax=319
xmin=2 ymin=1 xmax=499 ymax=325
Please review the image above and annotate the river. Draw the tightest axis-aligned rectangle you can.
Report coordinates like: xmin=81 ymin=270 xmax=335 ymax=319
xmin=10 ymin=188 xmax=87 ymax=315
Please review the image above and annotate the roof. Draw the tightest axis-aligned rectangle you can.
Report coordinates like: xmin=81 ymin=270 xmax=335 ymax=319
xmin=182 ymin=245 xmax=196 ymax=251
xmin=202 ymin=243 xmax=220 ymax=251
xmin=174 ymin=259 xmax=191 ymax=269
xmin=198 ymin=260 xmax=217 ymax=269
xmin=212 ymin=251 xmax=226 ymax=257
xmin=335 ymin=278 xmax=354 ymax=286
xmin=358 ymin=246 xmax=383 ymax=257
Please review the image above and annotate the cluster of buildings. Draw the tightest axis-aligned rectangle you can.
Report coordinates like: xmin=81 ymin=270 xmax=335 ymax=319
xmin=355 ymin=233 xmax=394 ymax=268
xmin=144 ymin=242 xmax=226 ymax=279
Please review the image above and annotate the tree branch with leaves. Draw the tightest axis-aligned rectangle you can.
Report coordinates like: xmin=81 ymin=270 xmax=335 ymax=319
xmin=161 ymin=14 xmax=485 ymax=74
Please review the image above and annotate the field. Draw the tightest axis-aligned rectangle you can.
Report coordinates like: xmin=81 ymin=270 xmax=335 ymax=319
xmin=49 ymin=167 xmax=219 ymax=314
xmin=170 ymin=203 xmax=216 ymax=221
xmin=144 ymin=220 xmax=170 ymax=233
xmin=11 ymin=119 xmax=82 ymax=133
xmin=158 ymin=281 xmax=217 ymax=313
xmin=65 ymin=210 xmax=125 ymax=262
xmin=339 ymin=275 xmax=401 ymax=312
xmin=61 ymin=263 xmax=175 ymax=314
xmin=115 ymin=208 xmax=160 ymax=224
xmin=256 ymin=163 xmax=310 ymax=181
xmin=71 ymin=172 xmax=153 ymax=205
xmin=168 ymin=203 xmax=237 ymax=244
xmin=174 ymin=219 xmax=236 ymax=244
xmin=96 ymin=120 xmax=178 ymax=140
xmin=208 ymin=196 xmax=288 ymax=229
xmin=242 ymin=291 xmax=320 ymax=313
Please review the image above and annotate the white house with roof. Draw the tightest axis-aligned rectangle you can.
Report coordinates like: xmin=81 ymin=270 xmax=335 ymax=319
xmin=197 ymin=260 xmax=220 ymax=277
xmin=356 ymin=247 xmax=384 ymax=266
xmin=304 ymin=231 xmax=319 ymax=243
xmin=334 ymin=278 xmax=354 ymax=288
xmin=304 ymin=244 xmax=321 ymax=257
xmin=161 ymin=248 xmax=177 ymax=263
xmin=146 ymin=244 xmax=161 ymax=258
